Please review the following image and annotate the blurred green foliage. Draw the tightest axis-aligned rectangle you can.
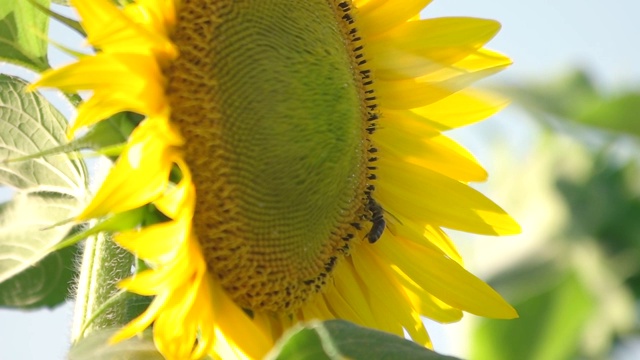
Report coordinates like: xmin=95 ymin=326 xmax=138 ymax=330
xmin=500 ymin=70 xmax=640 ymax=137
xmin=471 ymin=70 xmax=640 ymax=359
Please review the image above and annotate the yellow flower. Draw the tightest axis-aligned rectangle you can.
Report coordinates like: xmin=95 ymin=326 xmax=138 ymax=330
xmin=33 ymin=0 xmax=520 ymax=358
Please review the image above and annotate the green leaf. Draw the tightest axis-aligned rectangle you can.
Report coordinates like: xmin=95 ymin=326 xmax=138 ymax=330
xmin=3 ymin=111 xmax=142 ymax=166
xmin=0 ymin=238 xmax=79 ymax=308
xmin=52 ymin=0 xmax=70 ymax=6
xmin=470 ymin=267 xmax=596 ymax=360
xmin=0 ymin=75 xmax=86 ymax=192
xmin=0 ymin=193 xmax=78 ymax=281
xmin=0 ymin=0 xmax=51 ymax=72
xmin=0 ymin=74 xmax=86 ymax=308
xmin=77 ymin=112 xmax=142 ymax=152
xmin=576 ymin=92 xmax=640 ymax=137
xmin=498 ymin=70 xmax=600 ymax=124
xmin=501 ymin=69 xmax=640 ymax=137
xmin=267 ymin=320 xmax=458 ymax=360
xmin=26 ymin=0 xmax=84 ymax=36
xmin=68 ymin=328 xmax=163 ymax=360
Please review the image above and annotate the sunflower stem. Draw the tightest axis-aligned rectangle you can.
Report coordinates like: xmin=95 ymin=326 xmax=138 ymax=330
xmin=71 ymin=231 xmax=135 ymax=342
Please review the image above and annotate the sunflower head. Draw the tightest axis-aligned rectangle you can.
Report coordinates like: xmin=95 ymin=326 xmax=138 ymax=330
xmin=33 ymin=0 xmax=519 ymax=358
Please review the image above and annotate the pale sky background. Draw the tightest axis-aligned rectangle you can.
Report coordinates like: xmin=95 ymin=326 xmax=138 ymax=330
xmin=1 ymin=0 xmax=640 ymax=359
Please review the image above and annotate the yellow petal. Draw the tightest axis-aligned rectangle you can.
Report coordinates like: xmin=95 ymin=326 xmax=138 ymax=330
xmin=301 ymin=294 xmax=335 ymax=320
xmin=120 ymin=265 xmax=185 ymax=296
xmin=325 ymin=285 xmax=368 ymax=324
xmin=402 ymin=279 xmax=464 ymax=324
xmin=33 ymin=53 xmax=153 ymax=91
xmin=110 ymin=292 xmax=169 ymax=343
xmin=354 ymin=246 xmax=431 ymax=346
xmin=73 ymin=89 xmax=163 ymax=134
xmin=412 ymin=89 xmax=509 ymax=130
xmin=78 ymin=117 xmax=182 ymax=220
xmin=386 ymin=215 xmax=463 ymax=265
xmin=32 ymin=53 xmax=167 ymax=134
xmin=189 ymin=280 xmax=216 ymax=359
xmin=452 ymin=48 xmax=512 ymax=73
xmin=423 ymin=225 xmax=463 ymax=265
xmin=210 ymin=279 xmax=272 ymax=360
xmin=71 ymin=0 xmax=177 ymax=58
xmin=367 ymin=17 xmax=501 ymax=80
xmin=154 ymin=273 xmax=204 ymax=358
xmin=358 ymin=0 xmax=433 ymax=37
xmin=377 ymin=112 xmax=488 ymax=182
xmin=329 ymin=260 xmax=378 ymax=325
xmin=377 ymin=159 xmax=521 ymax=235
xmin=380 ymin=238 xmax=518 ymax=319
xmin=115 ymin=215 xmax=189 ymax=263
xmin=153 ymin=160 xmax=195 ymax=219
xmin=125 ymin=0 xmax=177 ymax=35
xmin=376 ymin=62 xmax=507 ymax=110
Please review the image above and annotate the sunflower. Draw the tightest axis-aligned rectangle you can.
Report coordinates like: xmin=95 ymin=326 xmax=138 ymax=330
xmin=32 ymin=0 xmax=520 ymax=358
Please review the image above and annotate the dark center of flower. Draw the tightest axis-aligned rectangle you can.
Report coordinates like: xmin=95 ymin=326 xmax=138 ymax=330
xmin=167 ymin=0 xmax=378 ymax=312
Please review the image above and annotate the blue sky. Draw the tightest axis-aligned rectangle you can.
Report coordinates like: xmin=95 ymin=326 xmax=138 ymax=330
xmin=1 ymin=1 xmax=639 ymax=359
xmin=429 ymin=0 xmax=640 ymax=86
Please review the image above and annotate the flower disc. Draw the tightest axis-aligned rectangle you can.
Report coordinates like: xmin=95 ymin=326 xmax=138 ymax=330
xmin=168 ymin=0 xmax=372 ymax=311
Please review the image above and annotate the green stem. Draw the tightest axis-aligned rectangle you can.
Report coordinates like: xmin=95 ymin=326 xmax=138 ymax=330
xmin=71 ymin=231 xmax=136 ymax=341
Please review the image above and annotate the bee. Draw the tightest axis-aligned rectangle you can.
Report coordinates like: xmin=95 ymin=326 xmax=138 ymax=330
xmin=366 ymin=196 xmax=385 ymax=244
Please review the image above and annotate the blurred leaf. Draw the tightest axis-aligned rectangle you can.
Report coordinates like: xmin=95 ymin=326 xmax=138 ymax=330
xmin=501 ymin=69 xmax=640 ymax=137
xmin=52 ymin=0 xmax=70 ymax=5
xmin=0 ymin=192 xmax=80 ymax=306
xmin=0 ymin=0 xmax=50 ymax=72
xmin=267 ymin=320 xmax=458 ymax=360
xmin=493 ymin=68 xmax=640 ymax=358
xmin=556 ymin=159 xmax=640 ymax=242
xmin=577 ymin=93 xmax=640 ymax=137
xmin=471 ymin=267 xmax=596 ymax=360
xmin=68 ymin=328 xmax=163 ymax=360
xmin=554 ymin=155 xmax=640 ymax=299
xmin=0 ymin=240 xmax=79 ymax=308
xmin=499 ymin=70 xmax=599 ymax=122
xmin=0 ymin=74 xmax=86 ymax=308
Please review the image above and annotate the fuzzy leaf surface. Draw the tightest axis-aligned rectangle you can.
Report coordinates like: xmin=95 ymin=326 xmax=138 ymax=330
xmin=0 ymin=74 xmax=86 ymax=309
